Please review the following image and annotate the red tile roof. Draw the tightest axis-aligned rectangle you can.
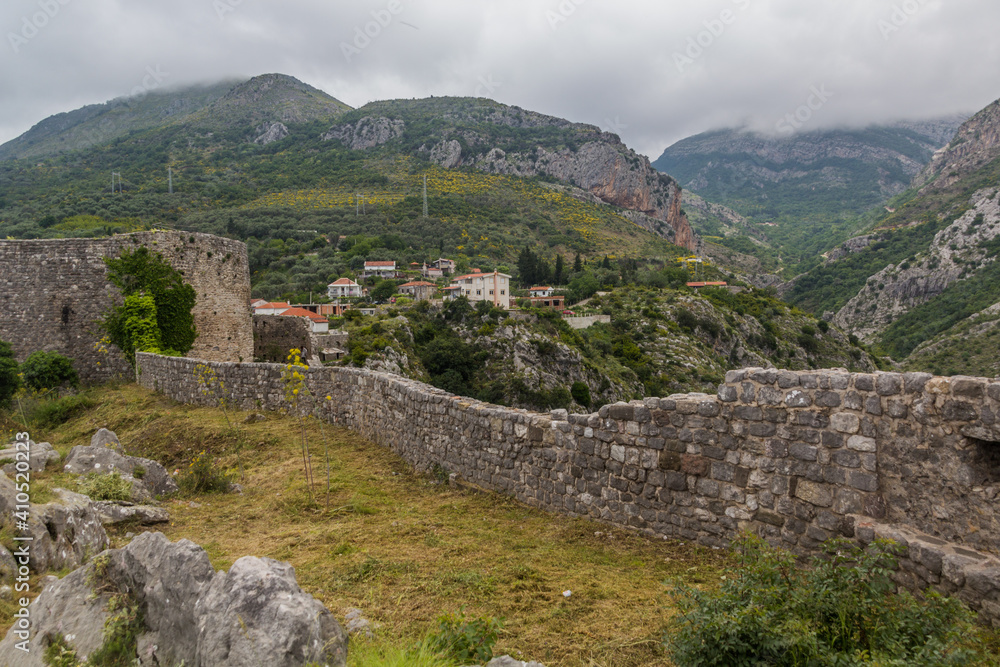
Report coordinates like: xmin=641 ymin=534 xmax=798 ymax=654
xmin=529 ymin=286 xmax=553 ymax=291
xmin=256 ymin=302 xmax=290 ymax=309
xmin=399 ymin=281 xmax=437 ymax=288
xmin=328 ymin=278 xmax=359 ymax=286
xmin=364 ymin=261 xmax=396 ymax=267
xmin=280 ymin=307 xmax=328 ymax=323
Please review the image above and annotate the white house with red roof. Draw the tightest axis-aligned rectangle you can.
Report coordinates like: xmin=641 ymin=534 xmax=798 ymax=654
xmin=449 ymin=268 xmax=511 ymax=309
xmin=253 ymin=301 xmax=291 ymax=315
xmin=529 ymin=286 xmax=555 ymax=298
xmin=327 ymin=277 xmax=362 ymax=299
xmin=278 ymin=307 xmax=330 ymax=333
xmin=362 ymin=260 xmax=397 ymax=278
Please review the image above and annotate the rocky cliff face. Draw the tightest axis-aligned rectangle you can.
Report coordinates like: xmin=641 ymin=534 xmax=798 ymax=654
xmin=834 ymin=187 xmax=1000 ymax=340
xmin=914 ymin=99 xmax=1000 ymax=193
xmin=322 ymin=98 xmax=696 ymax=251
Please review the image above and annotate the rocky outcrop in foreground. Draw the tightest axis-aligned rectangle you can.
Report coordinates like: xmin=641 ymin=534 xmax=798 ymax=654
xmin=63 ymin=428 xmax=179 ymax=501
xmin=0 ymin=532 xmax=348 ymax=667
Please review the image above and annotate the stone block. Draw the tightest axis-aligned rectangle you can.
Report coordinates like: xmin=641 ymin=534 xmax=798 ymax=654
xmin=784 ymin=390 xmax=812 ymax=408
xmin=755 ymin=510 xmax=786 ymax=527
xmin=609 ymin=403 xmax=634 ymax=421
xmin=942 ymin=400 xmax=978 ymax=422
xmin=830 ymin=413 xmax=860 ymax=434
xmin=951 ymin=377 xmax=986 ymax=398
xmin=717 ymin=386 xmax=738 ymax=402
xmin=846 ymin=435 xmax=876 ymax=452
xmin=680 ymin=455 xmax=710 ymax=477
xmin=886 ymin=400 xmax=908 ymax=419
xmin=848 ymin=471 xmax=878 ymax=493
xmin=875 ymin=373 xmax=902 ymax=396
xmin=815 ymin=391 xmax=842 ymax=408
xmin=832 ymin=449 xmax=860 ymax=468
xmin=903 ymin=372 xmax=933 ymax=394
xmin=795 ymin=480 xmax=834 ymax=507
xmin=698 ymin=401 xmax=721 ymax=417
xmin=789 ymin=443 xmax=818 ymax=462
xmin=725 ymin=370 xmax=747 ymax=384
xmin=853 ymin=374 xmax=875 ymax=392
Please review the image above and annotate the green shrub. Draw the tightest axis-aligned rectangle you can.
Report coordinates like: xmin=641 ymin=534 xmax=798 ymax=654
xmin=797 ymin=333 xmax=820 ymax=354
xmin=571 ymin=381 xmax=592 ymax=408
xmin=86 ymin=593 xmax=144 ymax=666
xmin=79 ymin=472 xmax=133 ymax=502
xmin=665 ymin=533 xmax=988 ymax=666
xmin=428 ymin=609 xmax=503 ymax=664
xmin=26 ymin=393 xmax=96 ymax=429
xmin=43 ymin=634 xmax=79 ymax=667
xmin=20 ymin=351 xmax=79 ymax=392
xmin=179 ymin=450 xmax=233 ymax=494
xmin=0 ymin=339 xmax=18 ymax=409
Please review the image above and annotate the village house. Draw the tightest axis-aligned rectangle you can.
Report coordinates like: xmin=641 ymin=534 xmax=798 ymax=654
xmin=430 ymin=258 xmax=456 ymax=275
xmin=529 ymin=286 xmax=555 ymax=298
xmin=327 ymin=277 xmax=362 ymax=299
xmin=277 ymin=307 xmax=330 ymax=333
xmin=361 ymin=260 xmax=398 ymax=279
xmin=441 ymin=285 xmax=462 ymax=301
xmin=253 ymin=301 xmax=291 ymax=315
xmin=450 ymin=268 xmax=512 ymax=309
xmin=397 ymin=280 xmax=438 ymax=301
xmin=529 ymin=294 xmax=566 ymax=310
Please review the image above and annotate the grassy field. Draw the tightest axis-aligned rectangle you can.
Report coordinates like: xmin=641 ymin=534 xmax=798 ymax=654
xmin=0 ymin=385 xmax=733 ymax=666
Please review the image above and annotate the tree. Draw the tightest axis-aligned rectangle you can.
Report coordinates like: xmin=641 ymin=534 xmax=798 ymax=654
xmin=554 ymin=254 xmax=565 ymax=285
xmin=0 ymin=340 xmax=19 ymax=408
xmin=573 ymin=253 xmax=583 ymax=273
xmin=102 ymin=247 xmax=196 ymax=365
xmin=370 ymin=279 xmax=399 ymax=303
xmin=20 ymin=351 xmax=79 ymax=392
xmin=517 ymin=246 xmax=537 ymax=286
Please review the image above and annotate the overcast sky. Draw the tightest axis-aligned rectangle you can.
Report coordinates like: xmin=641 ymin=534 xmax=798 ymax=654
xmin=2 ymin=0 xmax=998 ymax=160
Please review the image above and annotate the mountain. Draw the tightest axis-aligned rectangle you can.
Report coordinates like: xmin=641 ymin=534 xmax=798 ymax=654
xmin=0 ymin=74 xmax=353 ymax=163
xmin=0 ymin=74 xmax=708 ymax=301
xmin=322 ymin=97 xmax=695 ymax=250
xmin=913 ymin=100 xmax=1000 ymax=193
xmin=0 ymin=80 xmax=238 ymax=161
xmin=652 ymin=118 xmax=967 ymax=270
xmin=785 ymin=95 xmax=1000 ymax=376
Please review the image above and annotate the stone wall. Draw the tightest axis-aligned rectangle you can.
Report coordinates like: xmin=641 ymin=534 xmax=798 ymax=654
xmin=253 ymin=315 xmax=312 ymax=362
xmin=137 ymin=355 xmax=1000 ymax=623
xmin=0 ymin=232 xmax=252 ymax=383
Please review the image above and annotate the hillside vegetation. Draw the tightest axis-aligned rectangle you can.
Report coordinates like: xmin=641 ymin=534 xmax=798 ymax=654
xmin=339 ymin=280 xmax=878 ymax=414
xmin=782 ymin=94 xmax=1000 ymax=376
xmin=654 ymin=119 xmax=965 ymax=275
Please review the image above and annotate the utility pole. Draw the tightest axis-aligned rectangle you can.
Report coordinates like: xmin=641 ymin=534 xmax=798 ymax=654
xmin=168 ymin=167 xmax=173 ymax=194
xmin=423 ymin=175 xmax=428 ymax=218
xmin=111 ymin=172 xmax=122 ymax=194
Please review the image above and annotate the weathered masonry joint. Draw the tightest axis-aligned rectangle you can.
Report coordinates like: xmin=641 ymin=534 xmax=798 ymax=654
xmin=137 ymin=355 xmax=1000 ymax=625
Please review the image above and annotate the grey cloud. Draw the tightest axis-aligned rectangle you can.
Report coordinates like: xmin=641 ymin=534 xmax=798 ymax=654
xmin=1 ymin=0 xmax=998 ymax=160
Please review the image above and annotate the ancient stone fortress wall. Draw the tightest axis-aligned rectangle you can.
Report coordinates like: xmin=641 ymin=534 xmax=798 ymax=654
xmin=0 ymin=232 xmax=252 ymax=383
xmin=137 ymin=354 xmax=1000 ymax=623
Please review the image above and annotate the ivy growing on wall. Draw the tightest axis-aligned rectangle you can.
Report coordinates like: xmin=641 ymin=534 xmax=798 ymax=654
xmin=101 ymin=247 xmax=196 ymax=364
